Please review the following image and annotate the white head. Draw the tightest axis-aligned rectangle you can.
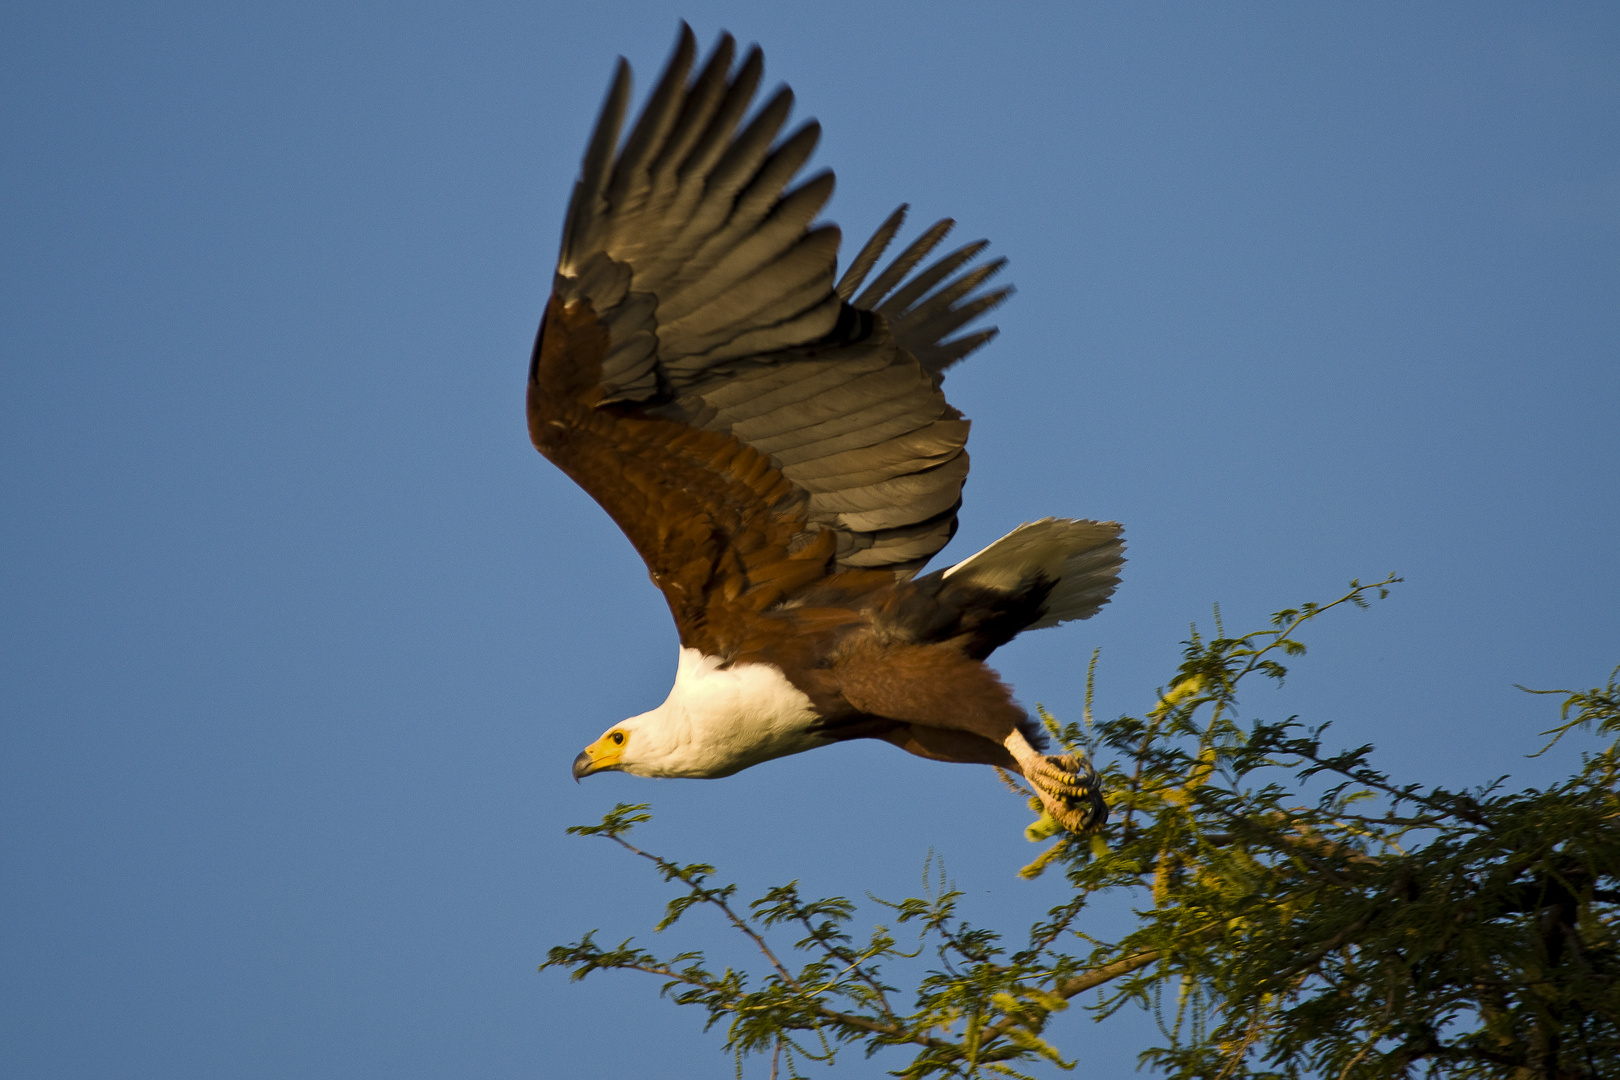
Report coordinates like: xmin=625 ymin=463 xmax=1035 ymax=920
xmin=571 ymin=707 xmax=687 ymax=779
xmin=569 ymin=648 xmax=827 ymax=781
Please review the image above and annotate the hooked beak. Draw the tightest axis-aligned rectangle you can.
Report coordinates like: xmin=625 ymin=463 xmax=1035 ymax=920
xmin=572 ymin=732 xmax=624 ymax=781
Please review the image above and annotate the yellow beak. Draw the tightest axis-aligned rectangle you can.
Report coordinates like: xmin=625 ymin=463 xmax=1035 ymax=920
xmin=572 ymin=733 xmax=624 ymax=781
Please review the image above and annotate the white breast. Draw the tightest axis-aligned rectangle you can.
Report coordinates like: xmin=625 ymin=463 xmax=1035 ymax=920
xmin=622 ymin=648 xmax=827 ymax=778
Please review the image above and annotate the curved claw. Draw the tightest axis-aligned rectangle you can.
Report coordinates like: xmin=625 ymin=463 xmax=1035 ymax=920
xmin=1027 ymin=754 xmax=1108 ymax=835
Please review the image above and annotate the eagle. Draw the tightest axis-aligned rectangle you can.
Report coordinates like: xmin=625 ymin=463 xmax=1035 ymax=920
xmin=532 ymin=26 xmax=1124 ymax=834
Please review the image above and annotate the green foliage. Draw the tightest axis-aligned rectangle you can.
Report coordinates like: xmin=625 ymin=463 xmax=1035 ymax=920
xmin=543 ymin=578 xmax=1620 ymax=1079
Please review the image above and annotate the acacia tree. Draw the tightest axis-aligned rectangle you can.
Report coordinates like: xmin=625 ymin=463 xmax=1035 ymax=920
xmin=544 ymin=579 xmax=1620 ymax=1079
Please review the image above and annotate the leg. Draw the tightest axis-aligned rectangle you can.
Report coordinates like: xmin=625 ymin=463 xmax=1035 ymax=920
xmin=836 ymin=639 xmax=1107 ymax=833
xmin=1003 ymin=728 xmax=1109 ymax=835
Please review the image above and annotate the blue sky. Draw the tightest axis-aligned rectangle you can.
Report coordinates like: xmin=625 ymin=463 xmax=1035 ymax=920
xmin=3 ymin=3 xmax=1616 ymax=1077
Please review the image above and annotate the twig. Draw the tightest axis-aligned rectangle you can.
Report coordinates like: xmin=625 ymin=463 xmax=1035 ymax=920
xmin=610 ymin=834 xmax=805 ymax=993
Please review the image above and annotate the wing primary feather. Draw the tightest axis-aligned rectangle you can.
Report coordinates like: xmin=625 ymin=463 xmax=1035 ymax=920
xmin=921 ymin=328 xmax=1000 ymax=374
xmin=672 ymin=85 xmax=794 ymax=254
xmin=904 ymin=286 xmax=1012 ymax=350
xmin=677 ymin=46 xmax=763 ymax=184
xmin=665 ymin=225 xmax=839 ymax=353
xmin=606 ymin=25 xmax=696 ymax=210
xmin=703 ymin=86 xmax=796 ymax=204
xmin=560 ymin=58 xmax=631 ymax=273
xmin=650 ymin=32 xmax=735 ymax=183
xmin=836 ymin=204 xmax=908 ymax=300
xmin=669 ymin=120 xmax=822 ymax=312
xmin=851 ymin=218 xmax=954 ymax=310
xmin=732 ymin=121 xmax=823 ymax=223
xmin=876 ymin=240 xmax=990 ymax=318
xmin=894 ymin=257 xmax=1006 ymax=329
xmin=638 ymin=44 xmax=762 ymax=288
xmin=662 ymin=166 xmax=832 ymax=322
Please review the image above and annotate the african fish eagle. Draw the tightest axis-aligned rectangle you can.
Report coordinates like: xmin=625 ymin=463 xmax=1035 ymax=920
xmin=532 ymin=26 xmax=1124 ymax=834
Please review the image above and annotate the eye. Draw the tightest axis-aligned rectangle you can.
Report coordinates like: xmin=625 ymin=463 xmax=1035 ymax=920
xmin=610 ymin=731 xmax=625 ymax=746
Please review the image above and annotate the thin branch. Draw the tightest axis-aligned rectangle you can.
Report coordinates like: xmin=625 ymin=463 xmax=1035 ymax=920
xmin=795 ymin=913 xmax=898 ymax=1021
xmin=610 ymin=834 xmax=806 ymax=993
xmin=976 ymin=949 xmax=1166 ymax=1048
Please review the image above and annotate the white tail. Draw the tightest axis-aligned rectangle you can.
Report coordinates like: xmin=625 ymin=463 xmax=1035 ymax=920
xmin=943 ymin=517 xmax=1125 ymax=629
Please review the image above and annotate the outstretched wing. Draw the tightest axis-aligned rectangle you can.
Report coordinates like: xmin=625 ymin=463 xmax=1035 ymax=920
xmin=530 ymin=25 xmax=1010 ymax=656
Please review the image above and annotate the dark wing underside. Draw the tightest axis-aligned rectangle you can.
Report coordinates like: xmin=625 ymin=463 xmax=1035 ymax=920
xmin=531 ymin=26 xmax=1010 ymax=652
